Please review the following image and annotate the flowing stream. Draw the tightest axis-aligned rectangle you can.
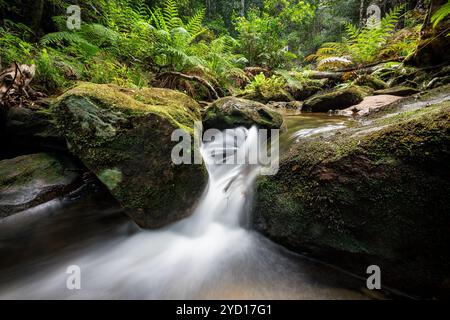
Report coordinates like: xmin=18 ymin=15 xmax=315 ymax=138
xmin=0 ymin=113 xmax=373 ymax=300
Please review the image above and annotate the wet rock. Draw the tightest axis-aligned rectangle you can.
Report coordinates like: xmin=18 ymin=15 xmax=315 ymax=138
xmin=303 ymin=86 xmax=367 ymax=113
xmin=0 ymin=153 xmax=82 ymax=218
xmin=52 ymin=83 xmax=207 ymax=229
xmin=203 ymin=96 xmax=284 ymax=130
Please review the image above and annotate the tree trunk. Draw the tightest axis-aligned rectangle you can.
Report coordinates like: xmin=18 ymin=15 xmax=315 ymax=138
xmin=406 ymin=0 xmax=450 ymax=67
xmin=359 ymin=0 xmax=366 ymax=27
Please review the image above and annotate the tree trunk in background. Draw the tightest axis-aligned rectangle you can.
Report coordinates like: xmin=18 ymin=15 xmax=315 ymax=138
xmin=406 ymin=0 xmax=450 ymax=67
xmin=359 ymin=0 xmax=365 ymax=26
xmin=241 ymin=0 xmax=245 ymax=16
xmin=29 ymin=0 xmax=45 ymax=35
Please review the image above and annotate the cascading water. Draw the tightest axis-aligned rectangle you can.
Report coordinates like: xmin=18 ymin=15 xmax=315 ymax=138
xmin=0 ymin=120 xmax=368 ymax=300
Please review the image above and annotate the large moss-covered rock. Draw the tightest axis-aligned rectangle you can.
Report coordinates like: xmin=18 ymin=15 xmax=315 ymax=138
xmin=0 ymin=153 xmax=82 ymax=218
xmin=52 ymin=83 xmax=207 ymax=228
xmin=303 ymin=86 xmax=366 ymax=112
xmin=203 ymin=96 xmax=284 ymax=130
xmin=253 ymin=95 xmax=450 ymax=295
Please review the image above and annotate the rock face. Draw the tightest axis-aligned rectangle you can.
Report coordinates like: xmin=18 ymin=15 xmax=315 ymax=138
xmin=0 ymin=153 xmax=82 ymax=218
xmin=52 ymin=83 xmax=207 ymax=229
xmin=374 ymin=86 xmax=420 ymax=97
xmin=303 ymin=86 xmax=366 ymax=112
xmin=253 ymin=93 xmax=450 ymax=295
xmin=203 ymin=96 xmax=284 ymax=130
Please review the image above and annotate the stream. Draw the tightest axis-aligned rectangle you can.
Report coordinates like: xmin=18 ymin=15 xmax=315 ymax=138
xmin=0 ymin=112 xmax=375 ymax=300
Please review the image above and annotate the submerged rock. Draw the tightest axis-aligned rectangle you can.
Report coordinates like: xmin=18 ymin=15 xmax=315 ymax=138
xmin=52 ymin=83 xmax=207 ymax=229
xmin=253 ymin=91 xmax=450 ymax=295
xmin=303 ymin=86 xmax=366 ymax=113
xmin=203 ymin=96 xmax=284 ymax=130
xmin=0 ymin=153 xmax=82 ymax=218
xmin=374 ymin=86 xmax=420 ymax=97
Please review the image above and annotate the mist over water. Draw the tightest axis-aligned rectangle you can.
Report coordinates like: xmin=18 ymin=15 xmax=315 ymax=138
xmin=0 ymin=118 xmax=367 ymax=300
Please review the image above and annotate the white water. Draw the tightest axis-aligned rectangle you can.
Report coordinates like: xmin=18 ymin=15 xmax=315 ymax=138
xmin=0 ymin=126 xmax=366 ymax=299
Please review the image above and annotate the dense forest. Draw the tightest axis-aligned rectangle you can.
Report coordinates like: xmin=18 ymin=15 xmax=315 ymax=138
xmin=0 ymin=0 xmax=450 ymax=301
xmin=1 ymin=0 xmax=448 ymax=100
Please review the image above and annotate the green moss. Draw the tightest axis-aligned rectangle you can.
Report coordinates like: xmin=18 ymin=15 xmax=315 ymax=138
xmin=55 ymin=82 xmax=201 ymax=134
xmin=98 ymin=168 xmax=122 ymax=190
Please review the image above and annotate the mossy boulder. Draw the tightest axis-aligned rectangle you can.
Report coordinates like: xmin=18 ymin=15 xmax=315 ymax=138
xmin=253 ymin=97 xmax=450 ymax=295
xmin=374 ymin=86 xmax=420 ymax=97
xmin=52 ymin=83 xmax=207 ymax=229
xmin=0 ymin=153 xmax=82 ymax=218
xmin=354 ymin=75 xmax=387 ymax=90
xmin=203 ymin=96 xmax=284 ymax=130
xmin=303 ymin=86 xmax=367 ymax=113
xmin=1 ymin=104 xmax=65 ymax=158
xmin=287 ymin=85 xmax=322 ymax=101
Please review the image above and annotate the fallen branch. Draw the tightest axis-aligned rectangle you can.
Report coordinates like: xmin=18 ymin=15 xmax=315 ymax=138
xmin=156 ymin=71 xmax=219 ymax=100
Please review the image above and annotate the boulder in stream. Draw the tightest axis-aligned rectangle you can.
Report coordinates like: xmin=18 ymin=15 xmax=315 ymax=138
xmin=253 ymin=87 xmax=450 ymax=295
xmin=52 ymin=83 xmax=207 ymax=229
xmin=0 ymin=153 xmax=82 ymax=218
xmin=303 ymin=86 xmax=367 ymax=112
xmin=203 ymin=96 xmax=284 ymax=130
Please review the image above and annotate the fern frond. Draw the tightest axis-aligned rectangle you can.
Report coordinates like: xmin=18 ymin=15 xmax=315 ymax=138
xmin=431 ymin=1 xmax=450 ymax=28
xmin=186 ymin=8 xmax=206 ymax=36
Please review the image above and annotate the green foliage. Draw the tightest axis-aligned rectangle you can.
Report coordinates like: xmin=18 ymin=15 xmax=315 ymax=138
xmin=431 ymin=0 xmax=450 ymax=36
xmin=307 ymin=6 xmax=414 ymax=69
xmin=244 ymin=73 xmax=286 ymax=96
xmin=235 ymin=0 xmax=315 ymax=68
xmin=0 ymin=21 xmax=35 ymax=66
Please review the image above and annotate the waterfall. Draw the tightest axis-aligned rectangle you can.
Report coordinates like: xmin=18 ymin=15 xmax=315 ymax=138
xmin=0 ymin=122 xmax=366 ymax=300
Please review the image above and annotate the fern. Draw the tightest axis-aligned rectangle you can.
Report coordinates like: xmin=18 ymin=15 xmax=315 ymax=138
xmin=307 ymin=5 xmax=406 ymax=69
xmin=431 ymin=0 xmax=450 ymax=35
